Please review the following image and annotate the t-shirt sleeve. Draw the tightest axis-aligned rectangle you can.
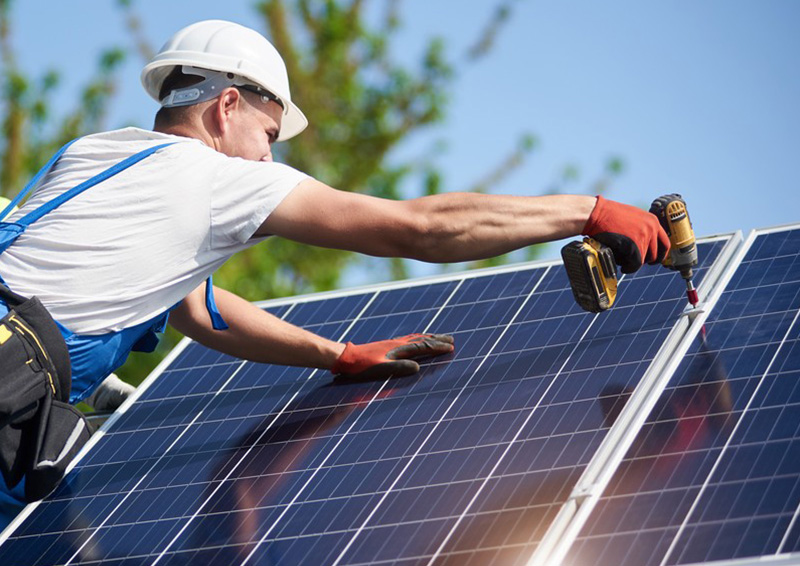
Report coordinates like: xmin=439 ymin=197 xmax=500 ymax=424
xmin=209 ymin=155 xmax=310 ymax=247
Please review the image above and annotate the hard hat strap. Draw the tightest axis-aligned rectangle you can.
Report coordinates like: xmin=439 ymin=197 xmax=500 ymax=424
xmin=160 ymin=66 xmax=286 ymax=113
xmin=159 ymin=69 xmax=238 ymax=108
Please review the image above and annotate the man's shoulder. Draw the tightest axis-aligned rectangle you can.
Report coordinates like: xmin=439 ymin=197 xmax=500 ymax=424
xmin=81 ymin=126 xmax=170 ymax=143
xmin=72 ymin=127 xmax=207 ymax=158
xmin=71 ymin=128 xmax=309 ymax=180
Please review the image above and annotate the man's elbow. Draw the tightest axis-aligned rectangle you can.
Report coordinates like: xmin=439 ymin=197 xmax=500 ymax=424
xmin=168 ymin=287 xmax=211 ymax=337
xmin=384 ymin=204 xmax=451 ymax=262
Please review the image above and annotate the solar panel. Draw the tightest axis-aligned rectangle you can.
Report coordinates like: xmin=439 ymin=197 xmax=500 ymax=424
xmin=556 ymin=225 xmax=800 ymax=566
xmin=0 ymin=235 xmax=737 ymax=566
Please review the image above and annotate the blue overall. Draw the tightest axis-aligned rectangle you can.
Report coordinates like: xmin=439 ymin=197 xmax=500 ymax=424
xmin=0 ymin=138 xmax=229 ymax=527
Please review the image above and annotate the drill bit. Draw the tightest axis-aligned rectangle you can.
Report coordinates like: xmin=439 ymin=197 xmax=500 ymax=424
xmin=681 ymin=267 xmax=698 ymax=308
xmin=686 ymin=278 xmax=698 ymax=308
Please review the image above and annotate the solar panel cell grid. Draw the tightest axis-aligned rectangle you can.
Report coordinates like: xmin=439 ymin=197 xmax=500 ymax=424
xmin=0 ymin=239 xmax=731 ymax=566
xmin=566 ymin=227 xmax=800 ymax=566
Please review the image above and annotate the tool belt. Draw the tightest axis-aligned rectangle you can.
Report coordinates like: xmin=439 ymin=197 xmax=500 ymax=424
xmin=0 ymin=283 xmax=91 ymax=502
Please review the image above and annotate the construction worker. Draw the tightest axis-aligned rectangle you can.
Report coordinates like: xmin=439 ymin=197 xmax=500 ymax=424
xmin=0 ymin=20 xmax=669 ymax=529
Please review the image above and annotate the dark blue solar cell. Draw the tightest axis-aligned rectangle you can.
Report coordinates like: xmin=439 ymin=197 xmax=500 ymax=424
xmin=113 ymin=392 xmax=218 ymax=431
xmin=162 ymin=299 xmax=307 ymax=378
xmin=744 ymin=229 xmax=800 ymax=262
xmin=343 ymin=310 xmax=434 ymax=343
xmin=286 ymin=293 xmax=375 ymax=327
xmin=166 ymin=340 xmax=239 ymax=371
xmin=137 ymin=361 xmax=244 ymax=400
xmin=447 ymin=269 xmax=544 ymax=304
xmin=538 ymin=264 xmax=578 ymax=294
xmin=366 ymin=281 xmax=459 ymax=316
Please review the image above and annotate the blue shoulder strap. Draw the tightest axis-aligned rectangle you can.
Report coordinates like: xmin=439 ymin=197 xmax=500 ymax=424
xmin=205 ymin=276 xmax=229 ymax=331
xmin=0 ymin=138 xmax=79 ymax=221
xmin=15 ymin=142 xmax=175 ymax=227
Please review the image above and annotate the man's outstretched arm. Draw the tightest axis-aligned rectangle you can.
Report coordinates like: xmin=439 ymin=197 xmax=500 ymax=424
xmin=169 ymin=284 xmax=454 ymax=378
xmin=259 ymin=180 xmax=668 ymax=270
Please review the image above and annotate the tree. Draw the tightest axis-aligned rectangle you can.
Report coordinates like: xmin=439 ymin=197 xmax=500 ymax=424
xmin=1 ymin=0 xmax=619 ymax=385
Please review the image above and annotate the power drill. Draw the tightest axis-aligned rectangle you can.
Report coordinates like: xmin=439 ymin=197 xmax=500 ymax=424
xmin=562 ymin=194 xmax=698 ymax=312
xmin=649 ymin=194 xmax=699 ymax=308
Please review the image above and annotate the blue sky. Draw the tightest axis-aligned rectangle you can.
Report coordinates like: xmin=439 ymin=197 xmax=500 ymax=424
xmin=9 ymin=1 xmax=800 ymax=273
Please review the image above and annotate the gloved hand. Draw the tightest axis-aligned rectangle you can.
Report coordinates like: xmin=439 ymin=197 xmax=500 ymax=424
xmin=332 ymin=333 xmax=455 ymax=381
xmin=582 ymin=195 xmax=670 ymax=273
xmin=84 ymin=373 xmax=136 ymax=412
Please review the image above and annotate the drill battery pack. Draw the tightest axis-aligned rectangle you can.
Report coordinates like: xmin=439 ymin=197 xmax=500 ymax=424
xmin=561 ymin=238 xmax=618 ymax=313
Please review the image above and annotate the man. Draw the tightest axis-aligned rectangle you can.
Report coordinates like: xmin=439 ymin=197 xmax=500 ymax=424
xmin=0 ymin=20 xmax=668 ymax=527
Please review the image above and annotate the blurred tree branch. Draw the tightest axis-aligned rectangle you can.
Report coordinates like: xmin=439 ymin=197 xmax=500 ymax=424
xmin=467 ymin=0 xmax=519 ymax=62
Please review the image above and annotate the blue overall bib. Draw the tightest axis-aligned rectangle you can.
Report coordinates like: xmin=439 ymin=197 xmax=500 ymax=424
xmin=0 ymin=138 xmax=229 ymax=527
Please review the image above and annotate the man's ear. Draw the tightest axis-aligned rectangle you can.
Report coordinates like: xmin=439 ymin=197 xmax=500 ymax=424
xmin=213 ymin=87 xmax=243 ymax=134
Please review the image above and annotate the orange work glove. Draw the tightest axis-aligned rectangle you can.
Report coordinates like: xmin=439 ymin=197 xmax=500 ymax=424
xmin=582 ymin=195 xmax=670 ymax=274
xmin=332 ymin=333 xmax=455 ymax=381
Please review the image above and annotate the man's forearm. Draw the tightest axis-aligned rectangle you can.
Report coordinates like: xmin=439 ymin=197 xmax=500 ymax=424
xmin=401 ymin=193 xmax=597 ymax=263
xmin=170 ymin=285 xmax=345 ymax=368
xmin=262 ymin=180 xmax=598 ymax=263
xmin=169 ymin=286 xmax=454 ymax=379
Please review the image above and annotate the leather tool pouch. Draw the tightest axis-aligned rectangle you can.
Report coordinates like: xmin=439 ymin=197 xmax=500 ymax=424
xmin=0 ymin=283 xmax=92 ymax=502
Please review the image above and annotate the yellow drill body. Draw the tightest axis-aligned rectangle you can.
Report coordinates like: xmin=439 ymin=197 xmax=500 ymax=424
xmin=649 ymin=194 xmax=699 ymax=306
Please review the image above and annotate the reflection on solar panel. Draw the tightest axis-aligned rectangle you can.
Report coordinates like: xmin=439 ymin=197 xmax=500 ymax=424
xmin=3 ymin=226 xmax=798 ymax=566
xmin=560 ymin=226 xmax=800 ymax=566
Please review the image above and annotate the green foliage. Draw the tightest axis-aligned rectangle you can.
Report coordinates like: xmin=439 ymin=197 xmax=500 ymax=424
xmin=0 ymin=0 xmax=620 ymax=388
xmin=0 ymin=2 xmax=126 ymax=197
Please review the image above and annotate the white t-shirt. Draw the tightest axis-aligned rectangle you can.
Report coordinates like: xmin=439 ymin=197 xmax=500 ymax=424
xmin=0 ymin=127 xmax=309 ymax=334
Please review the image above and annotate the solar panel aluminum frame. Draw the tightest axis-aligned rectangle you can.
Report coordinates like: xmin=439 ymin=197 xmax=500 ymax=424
xmin=529 ymin=232 xmax=745 ymax=566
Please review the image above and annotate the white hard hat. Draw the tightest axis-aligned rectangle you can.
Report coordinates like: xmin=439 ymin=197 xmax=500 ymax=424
xmin=141 ymin=20 xmax=307 ymax=141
